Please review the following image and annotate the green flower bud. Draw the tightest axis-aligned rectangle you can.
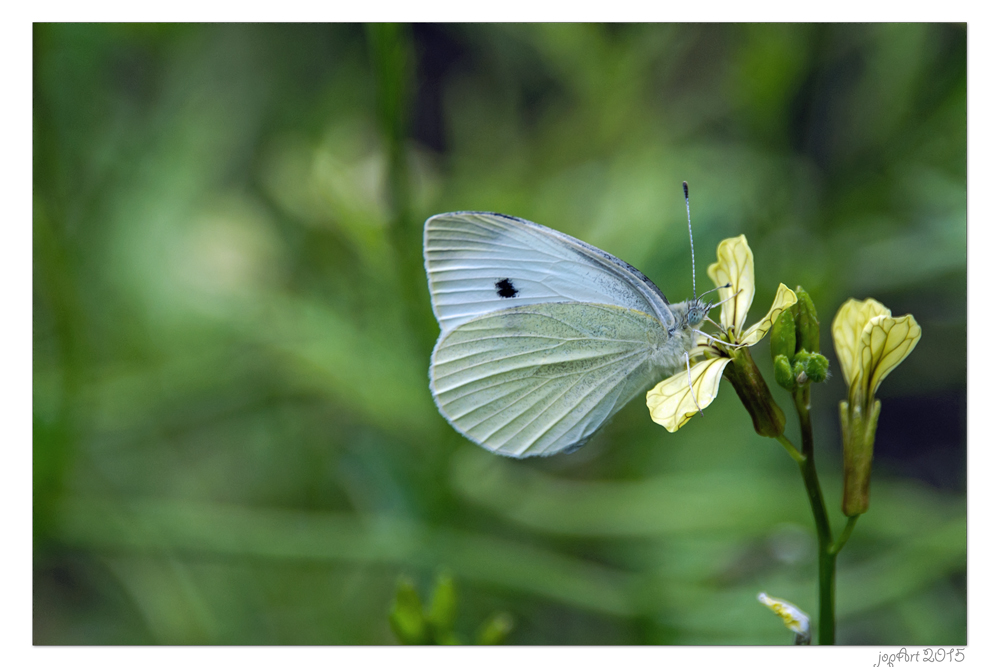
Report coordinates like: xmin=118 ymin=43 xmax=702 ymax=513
xmin=804 ymin=352 xmax=829 ymax=383
xmin=792 ymin=350 xmax=808 ymax=375
xmin=794 ymin=286 xmax=820 ymax=353
xmin=770 ymin=308 xmax=797 ymax=363
xmin=789 ymin=350 xmax=829 ymax=386
xmin=773 ymin=354 xmax=796 ymax=391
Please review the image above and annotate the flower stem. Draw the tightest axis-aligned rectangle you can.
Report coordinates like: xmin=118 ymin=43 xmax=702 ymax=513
xmin=831 ymin=515 xmax=859 ymax=555
xmin=775 ymin=434 xmax=805 ymax=464
xmin=792 ymin=385 xmax=836 ymax=645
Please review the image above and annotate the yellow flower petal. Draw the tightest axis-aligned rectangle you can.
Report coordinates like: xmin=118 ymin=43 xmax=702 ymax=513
xmin=740 ymin=283 xmax=798 ymax=347
xmin=707 ymin=235 xmax=755 ymax=334
xmin=832 ymin=298 xmax=891 ymax=387
xmin=857 ymin=314 xmax=921 ymax=400
xmin=757 ymin=592 xmax=810 ymax=639
xmin=646 ymin=357 xmax=731 ymax=432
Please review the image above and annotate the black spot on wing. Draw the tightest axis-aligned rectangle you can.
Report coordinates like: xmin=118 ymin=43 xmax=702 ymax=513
xmin=495 ymin=278 xmax=518 ymax=298
xmin=481 ymin=211 xmax=672 ymax=308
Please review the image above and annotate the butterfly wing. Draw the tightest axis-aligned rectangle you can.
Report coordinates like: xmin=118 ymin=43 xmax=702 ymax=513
xmin=424 ymin=211 xmax=675 ymax=333
xmin=430 ymin=302 xmax=671 ymax=457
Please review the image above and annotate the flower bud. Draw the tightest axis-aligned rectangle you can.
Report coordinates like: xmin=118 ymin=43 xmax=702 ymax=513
xmin=794 ymin=286 xmax=820 ymax=353
xmin=803 ymin=352 xmax=829 ymax=384
xmin=770 ymin=308 xmax=797 ymax=363
xmin=773 ymin=355 xmax=795 ymax=391
xmin=792 ymin=350 xmax=829 ymax=385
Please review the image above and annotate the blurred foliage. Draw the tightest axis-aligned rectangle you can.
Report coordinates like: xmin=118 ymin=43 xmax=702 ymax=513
xmin=389 ymin=572 xmax=513 ymax=644
xmin=33 ymin=23 xmax=965 ymax=645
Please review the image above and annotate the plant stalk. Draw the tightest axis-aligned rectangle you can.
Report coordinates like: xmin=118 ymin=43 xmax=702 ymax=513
xmin=793 ymin=384 xmax=836 ymax=645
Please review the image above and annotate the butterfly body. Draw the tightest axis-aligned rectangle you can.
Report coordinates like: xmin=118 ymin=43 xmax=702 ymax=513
xmin=424 ymin=211 xmax=708 ymax=458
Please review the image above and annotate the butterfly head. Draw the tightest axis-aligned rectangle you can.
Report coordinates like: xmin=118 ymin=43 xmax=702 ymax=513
xmin=685 ymin=299 xmax=710 ymax=329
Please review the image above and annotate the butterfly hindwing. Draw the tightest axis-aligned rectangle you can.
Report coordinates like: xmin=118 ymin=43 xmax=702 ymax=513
xmin=430 ymin=302 xmax=670 ymax=457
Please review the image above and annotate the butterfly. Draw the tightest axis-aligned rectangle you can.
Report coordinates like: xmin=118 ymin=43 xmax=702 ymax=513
xmin=423 ymin=210 xmax=711 ymax=458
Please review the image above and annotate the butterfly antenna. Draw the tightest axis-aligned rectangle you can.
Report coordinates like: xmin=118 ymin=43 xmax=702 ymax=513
xmin=683 ymin=181 xmax=697 ymax=301
xmin=698 ymin=282 xmax=731 ymax=302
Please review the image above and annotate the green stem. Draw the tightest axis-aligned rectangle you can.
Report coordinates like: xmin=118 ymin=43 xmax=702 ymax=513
xmin=792 ymin=385 xmax=836 ymax=645
xmin=775 ymin=434 xmax=805 ymax=464
xmin=831 ymin=515 xmax=859 ymax=556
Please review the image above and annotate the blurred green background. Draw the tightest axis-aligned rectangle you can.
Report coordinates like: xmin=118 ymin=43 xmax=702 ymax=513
xmin=33 ymin=23 xmax=966 ymax=645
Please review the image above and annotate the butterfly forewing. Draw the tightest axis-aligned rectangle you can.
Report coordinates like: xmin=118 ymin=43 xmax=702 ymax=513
xmin=424 ymin=212 xmax=675 ymax=333
xmin=430 ymin=302 xmax=670 ymax=457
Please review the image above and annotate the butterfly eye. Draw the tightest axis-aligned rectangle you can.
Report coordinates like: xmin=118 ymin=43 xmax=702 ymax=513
xmin=687 ymin=302 xmax=708 ymax=327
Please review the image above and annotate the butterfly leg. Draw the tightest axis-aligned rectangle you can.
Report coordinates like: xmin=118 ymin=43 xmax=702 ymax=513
xmin=696 ymin=328 xmax=742 ymax=350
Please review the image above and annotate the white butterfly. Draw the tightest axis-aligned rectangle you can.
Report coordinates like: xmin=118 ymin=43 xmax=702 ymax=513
xmin=424 ymin=211 xmax=711 ymax=458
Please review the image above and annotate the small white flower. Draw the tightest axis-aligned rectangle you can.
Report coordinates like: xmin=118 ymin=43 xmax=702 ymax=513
xmin=757 ymin=591 xmax=810 ymax=644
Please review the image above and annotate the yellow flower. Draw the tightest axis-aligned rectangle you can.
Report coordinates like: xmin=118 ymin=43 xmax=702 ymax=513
xmin=646 ymin=235 xmax=797 ymax=432
xmin=832 ymin=298 xmax=921 ymax=516
xmin=757 ymin=592 xmax=810 ymax=644
xmin=832 ymin=298 xmax=922 ymax=412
